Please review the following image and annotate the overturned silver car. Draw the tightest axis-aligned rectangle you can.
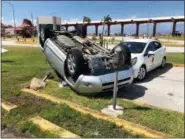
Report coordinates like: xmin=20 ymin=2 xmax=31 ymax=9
xmin=37 ymin=16 xmax=134 ymax=94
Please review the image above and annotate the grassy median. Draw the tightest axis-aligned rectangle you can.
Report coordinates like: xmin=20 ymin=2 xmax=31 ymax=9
xmin=166 ymin=53 xmax=184 ymax=64
xmin=41 ymin=81 xmax=184 ymax=137
xmin=2 ymin=46 xmax=184 ymax=137
xmin=2 ymin=46 xmax=140 ymax=138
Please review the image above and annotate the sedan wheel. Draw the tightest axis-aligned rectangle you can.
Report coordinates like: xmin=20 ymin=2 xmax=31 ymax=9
xmin=161 ymin=58 xmax=166 ymax=68
xmin=67 ymin=54 xmax=76 ymax=75
xmin=137 ymin=66 xmax=146 ymax=81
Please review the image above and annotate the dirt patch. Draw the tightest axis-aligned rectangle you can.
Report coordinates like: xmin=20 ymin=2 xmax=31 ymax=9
xmin=1 ymin=126 xmax=34 ymax=138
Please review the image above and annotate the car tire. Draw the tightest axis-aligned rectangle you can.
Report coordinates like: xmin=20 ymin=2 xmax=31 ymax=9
xmin=137 ymin=65 xmax=146 ymax=81
xmin=39 ymin=25 xmax=51 ymax=47
xmin=160 ymin=57 xmax=166 ymax=68
xmin=66 ymin=48 xmax=86 ymax=80
xmin=122 ymin=46 xmax=131 ymax=66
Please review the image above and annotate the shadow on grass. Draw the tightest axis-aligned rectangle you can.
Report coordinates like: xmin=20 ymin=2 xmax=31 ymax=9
xmin=2 ymin=70 xmax=8 ymax=73
xmin=1 ymin=60 xmax=15 ymax=63
xmin=91 ymin=84 xmax=147 ymax=100
xmin=123 ymin=106 xmax=151 ymax=111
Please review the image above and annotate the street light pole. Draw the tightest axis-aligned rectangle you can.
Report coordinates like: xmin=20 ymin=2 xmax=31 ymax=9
xmin=147 ymin=3 xmax=151 ymax=38
xmin=3 ymin=1 xmax=17 ymax=38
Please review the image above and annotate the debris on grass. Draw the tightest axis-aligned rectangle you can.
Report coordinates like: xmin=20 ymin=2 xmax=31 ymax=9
xmin=30 ymin=77 xmax=46 ymax=91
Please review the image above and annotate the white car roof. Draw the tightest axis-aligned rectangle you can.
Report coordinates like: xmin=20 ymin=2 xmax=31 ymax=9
xmin=124 ymin=39 xmax=154 ymax=43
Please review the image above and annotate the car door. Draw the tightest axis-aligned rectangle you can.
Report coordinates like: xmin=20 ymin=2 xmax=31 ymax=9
xmin=153 ymin=41 xmax=163 ymax=67
xmin=144 ymin=42 xmax=156 ymax=71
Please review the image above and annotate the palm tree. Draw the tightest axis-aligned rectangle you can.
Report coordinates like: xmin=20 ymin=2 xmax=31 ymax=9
xmin=80 ymin=16 xmax=91 ymax=37
xmin=102 ymin=15 xmax=112 ymax=36
xmin=83 ymin=16 xmax=91 ymax=24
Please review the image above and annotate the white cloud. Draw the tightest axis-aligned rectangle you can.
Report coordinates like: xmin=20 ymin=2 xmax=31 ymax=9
xmin=62 ymin=18 xmax=80 ymax=24
xmin=130 ymin=15 xmax=136 ymax=19
xmin=1 ymin=16 xmax=21 ymax=26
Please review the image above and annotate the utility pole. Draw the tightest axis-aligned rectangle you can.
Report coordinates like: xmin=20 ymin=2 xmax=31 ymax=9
xmin=31 ymin=12 xmax=34 ymax=38
xmin=147 ymin=2 xmax=151 ymax=38
xmin=3 ymin=1 xmax=16 ymax=38
xmin=31 ymin=12 xmax=34 ymax=25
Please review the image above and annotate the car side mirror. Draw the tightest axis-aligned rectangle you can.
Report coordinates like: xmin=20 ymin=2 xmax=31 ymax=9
xmin=148 ymin=51 xmax=154 ymax=56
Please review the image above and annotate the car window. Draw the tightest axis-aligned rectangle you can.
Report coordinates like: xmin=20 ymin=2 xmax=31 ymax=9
xmin=153 ymin=41 xmax=162 ymax=50
xmin=147 ymin=42 xmax=155 ymax=51
xmin=145 ymin=42 xmax=155 ymax=54
xmin=119 ymin=42 xmax=146 ymax=53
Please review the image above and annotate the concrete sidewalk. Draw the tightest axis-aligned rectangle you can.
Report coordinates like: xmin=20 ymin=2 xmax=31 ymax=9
xmin=119 ymin=66 xmax=184 ymax=113
xmin=2 ymin=40 xmax=39 ymax=47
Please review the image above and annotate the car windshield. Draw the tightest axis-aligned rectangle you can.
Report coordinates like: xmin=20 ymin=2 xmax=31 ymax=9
xmin=119 ymin=42 xmax=146 ymax=53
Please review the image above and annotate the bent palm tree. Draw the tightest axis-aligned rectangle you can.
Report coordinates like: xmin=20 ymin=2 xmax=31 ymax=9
xmin=102 ymin=15 xmax=112 ymax=36
xmin=80 ymin=16 xmax=91 ymax=37
xmin=83 ymin=16 xmax=91 ymax=24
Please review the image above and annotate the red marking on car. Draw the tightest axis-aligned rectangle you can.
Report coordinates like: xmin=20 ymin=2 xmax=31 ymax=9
xmin=152 ymin=57 xmax=154 ymax=63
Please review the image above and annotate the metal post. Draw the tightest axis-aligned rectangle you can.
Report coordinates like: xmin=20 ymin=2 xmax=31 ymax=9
xmin=172 ymin=20 xmax=177 ymax=36
xmin=3 ymin=1 xmax=16 ymax=38
xmin=31 ymin=12 xmax=34 ymax=39
xmin=42 ymin=72 xmax=52 ymax=82
xmin=147 ymin=3 xmax=151 ymax=38
xmin=113 ymin=70 xmax=118 ymax=109
xmin=95 ymin=25 xmax=98 ymax=36
xmin=136 ymin=23 xmax=140 ymax=37
xmin=107 ymin=24 xmax=110 ymax=36
xmin=152 ymin=22 xmax=157 ymax=37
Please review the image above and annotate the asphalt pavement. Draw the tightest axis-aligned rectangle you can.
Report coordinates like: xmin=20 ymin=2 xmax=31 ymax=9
xmin=107 ymin=44 xmax=184 ymax=53
xmin=118 ymin=64 xmax=184 ymax=113
xmin=2 ymin=40 xmax=39 ymax=47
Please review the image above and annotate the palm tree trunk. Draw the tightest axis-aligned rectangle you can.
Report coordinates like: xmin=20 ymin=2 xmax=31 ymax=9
xmin=102 ymin=22 xmax=105 ymax=36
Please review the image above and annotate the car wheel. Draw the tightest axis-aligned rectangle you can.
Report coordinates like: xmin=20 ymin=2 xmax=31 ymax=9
xmin=160 ymin=57 xmax=166 ymax=68
xmin=137 ymin=66 xmax=146 ymax=81
xmin=66 ymin=48 xmax=86 ymax=80
xmin=39 ymin=25 xmax=51 ymax=47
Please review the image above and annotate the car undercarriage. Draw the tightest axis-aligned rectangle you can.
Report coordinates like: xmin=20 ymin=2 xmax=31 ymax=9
xmin=37 ymin=16 xmax=134 ymax=94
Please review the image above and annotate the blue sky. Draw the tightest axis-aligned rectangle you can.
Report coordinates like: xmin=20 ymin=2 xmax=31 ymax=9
xmin=2 ymin=1 xmax=184 ymax=34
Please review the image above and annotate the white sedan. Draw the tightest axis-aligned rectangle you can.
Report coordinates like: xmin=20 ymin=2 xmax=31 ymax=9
xmin=119 ymin=39 xmax=166 ymax=81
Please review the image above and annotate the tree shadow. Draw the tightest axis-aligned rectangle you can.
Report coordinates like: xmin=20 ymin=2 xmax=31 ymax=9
xmin=2 ymin=70 xmax=8 ymax=73
xmin=91 ymin=84 xmax=147 ymax=100
xmin=123 ymin=106 xmax=151 ymax=111
xmin=1 ymin=60 xmax=15 ymax=63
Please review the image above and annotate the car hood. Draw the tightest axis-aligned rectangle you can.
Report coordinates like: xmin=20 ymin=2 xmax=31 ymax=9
xmin=131 ymin=53 xmax=142 ymax=59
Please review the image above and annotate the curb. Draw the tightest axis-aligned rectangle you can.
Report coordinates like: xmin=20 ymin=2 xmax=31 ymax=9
xmin=29 ymin=116 xmax=80 ymax=138
xmin=22 ymin=88 xmax=174 ymax=138
xmin=172 ymin=63 xmax=184 ymax=67
xmin=123 ymin=98 xmax=184 ymax=114
xmin=1 ymin=100 xmax=18 ymax=112
xmin=167 ymin=62 xmax=184 ymax=67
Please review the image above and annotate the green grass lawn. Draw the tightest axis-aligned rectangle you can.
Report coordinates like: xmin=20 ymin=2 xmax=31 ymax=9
xmin=2 ymin=46 xmax=184 ymax=137
xmin=1 ymin=46 xmax=140 ymax=138
xmin=41 ymin=81 xmax=184 ymax=137
xmin=162 ymin=42 xmax=184 ymax=47
xmin=166 ymin=53 xmax=184 ymax=64
xmin=156 ymin=36 xmax=184 ymax=41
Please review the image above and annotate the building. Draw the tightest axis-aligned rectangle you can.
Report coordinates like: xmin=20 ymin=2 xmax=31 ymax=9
xmin=5 ymin=27 xmax=16 ymax=35
xmin=17 ymin=19 xmax=34 ymax=37
xmin=2 ymin=19 xmax=37 ymax=37
xmin=1 ymin=23 xmax=6 ymax=36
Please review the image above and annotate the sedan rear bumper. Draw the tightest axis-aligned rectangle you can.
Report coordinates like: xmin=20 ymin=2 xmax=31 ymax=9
xmin=73 ymin=68 xmax=134 ymax=94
